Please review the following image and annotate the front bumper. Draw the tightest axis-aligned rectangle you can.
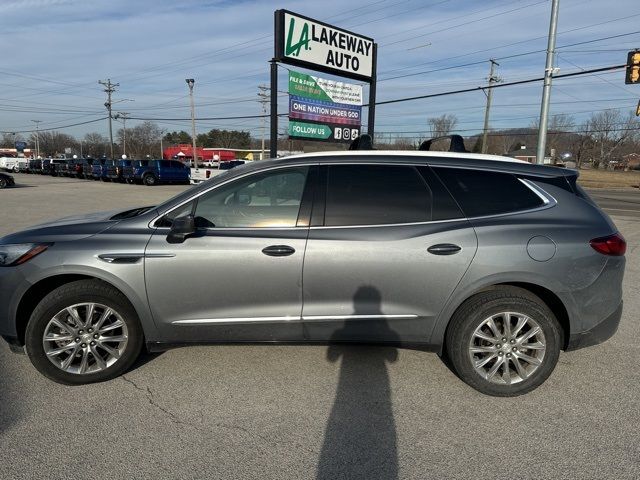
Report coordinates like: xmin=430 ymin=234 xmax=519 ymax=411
xmin=567 ymin=300 xmax=623 ymax=350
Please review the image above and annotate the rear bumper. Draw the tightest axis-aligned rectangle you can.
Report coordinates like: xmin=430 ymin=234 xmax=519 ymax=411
xmin=567 ymin=300 xmax=622 ymax=351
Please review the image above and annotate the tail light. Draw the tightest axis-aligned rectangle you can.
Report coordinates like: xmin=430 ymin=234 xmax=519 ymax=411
xmin=590 ymin=232 xmax=626 ymax=256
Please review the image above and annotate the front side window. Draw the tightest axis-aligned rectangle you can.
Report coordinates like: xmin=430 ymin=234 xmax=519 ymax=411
xmin=324 ymin=165 xmax=432 ymax=226
xmin=192 ymin=167 xmax=309 ymax=228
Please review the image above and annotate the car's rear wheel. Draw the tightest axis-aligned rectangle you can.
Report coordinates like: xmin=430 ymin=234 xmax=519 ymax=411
xmin=446 ymin=287 xmax=561 ymax=397
xmin=143 ymin=174 xmax=157 ymax=186
xmin=0 ymin=178 xmax=6 ymax=189
xmin=25 ymin=280 xmax=143 ymax=385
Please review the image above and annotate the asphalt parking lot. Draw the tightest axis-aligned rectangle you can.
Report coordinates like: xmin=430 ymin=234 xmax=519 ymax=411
xmin=1 ymin=173 xmax=638 ymax=479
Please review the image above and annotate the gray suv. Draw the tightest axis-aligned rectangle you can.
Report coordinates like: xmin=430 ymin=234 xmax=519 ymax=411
xmin=0 ymin=151 xmax=625 ymax=396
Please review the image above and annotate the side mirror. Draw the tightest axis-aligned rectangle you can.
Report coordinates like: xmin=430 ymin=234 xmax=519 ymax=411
xmin=167 ymin=214 xmax=195 ymax=244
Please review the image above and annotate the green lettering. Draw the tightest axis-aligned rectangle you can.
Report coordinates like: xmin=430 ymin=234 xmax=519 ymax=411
xmin=285 ymin=17 xmax=310 ymax=57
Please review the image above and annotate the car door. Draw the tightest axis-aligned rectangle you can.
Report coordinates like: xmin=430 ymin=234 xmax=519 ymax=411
xmin=144 ymin=165 xmax=314 ymax=343
xmin=301 ymin=162 xmax=478 ymax=344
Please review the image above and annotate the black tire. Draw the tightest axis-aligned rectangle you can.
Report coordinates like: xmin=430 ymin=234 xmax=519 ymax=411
xmin=0 ymin=178 xmax=6 ymax=189
xmin=445 ymin=286 xmax=561 ymax=397
xmin=25 ymin=279 xmax=144 ymax=385
xmin=143 ymin=174 xmax=157 ymax=186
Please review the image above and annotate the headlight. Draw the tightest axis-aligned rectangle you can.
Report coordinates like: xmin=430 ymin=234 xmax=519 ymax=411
xmin=0 ymin=243 xmax=51 ymax=267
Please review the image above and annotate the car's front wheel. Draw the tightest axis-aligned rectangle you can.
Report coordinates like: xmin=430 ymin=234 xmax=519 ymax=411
xmin=0 ymin=178 xmax=6 ymax=189
xmin=25 ymin=280 xmax=143 ymax=385
xmin=446 ymin=287 xmax=561 ymax=397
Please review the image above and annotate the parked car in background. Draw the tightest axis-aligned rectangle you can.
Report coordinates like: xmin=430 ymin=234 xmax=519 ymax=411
xmin=129 ymin=159 xmax=190 ymax=186
xmin=29 ymin=159 xmax=43 ymax=174
xmin=89 ymin=158 xmax=108 ymax=180
xmin=106 ymin=159 xmax=132 ymax=182
xmin=41 ymin=159 xmax=52 ymax=175
xmin=99 ymin=159 xmax=115 ymax=181
xmin=0 ymin=156 xmax=18 ymax=172
xmin=0 ymin=171 xmax=15 ymax=188
xmin=73 ymin=157 xmax=94 ymax=179
xmin=58 ymin=159 xmax=74 ymax=177
xmin=16 ymin=158 xmax=30 ymax=173
xmin=123 ymin=159 xmax=149 ymax=184
xmin=48 ymin=159 xmax=68 ymax=176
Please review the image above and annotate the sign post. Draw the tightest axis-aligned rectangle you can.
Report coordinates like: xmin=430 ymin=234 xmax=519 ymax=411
xmin=273 ymin=9 xmax=376 ymax=154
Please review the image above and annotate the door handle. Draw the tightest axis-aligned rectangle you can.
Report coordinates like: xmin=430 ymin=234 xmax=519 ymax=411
xmin=427 ymin=243 xmax=461 ymax=255
xmin=262 ymin=245 xmax=296 ymax=257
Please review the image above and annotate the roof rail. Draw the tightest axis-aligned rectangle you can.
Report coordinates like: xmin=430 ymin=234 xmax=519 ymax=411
xmin=349 ymin=134 xmax=374 ymax=151
xmin=418 ymin=134 xmax=467 ymax=153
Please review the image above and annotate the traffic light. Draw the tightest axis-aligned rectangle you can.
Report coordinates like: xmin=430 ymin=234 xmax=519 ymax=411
xmin=626 ymin=50 xmax=640 ymax=84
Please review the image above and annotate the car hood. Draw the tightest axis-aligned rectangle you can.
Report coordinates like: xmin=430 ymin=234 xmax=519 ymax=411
xmin=0 ymin=208 xmax=142 ymax=244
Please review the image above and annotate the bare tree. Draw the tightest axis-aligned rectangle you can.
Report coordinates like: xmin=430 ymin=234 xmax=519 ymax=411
xmin=569 ymin=121 xmax=594 ymax=169
xmin=530 ymin=114 xmax=575 ymax=162
xmin=427 ymin=114 xmax=458 ymax=138
xmin=588 ymin=110 xmax=639 ymax=169
xmin=117 ymin=121 xmax=163 ymax=159
xmin=37 ymin=131 xmax=77 ymax=157
xmin=82 ymin=132 xmax=109 ymax=157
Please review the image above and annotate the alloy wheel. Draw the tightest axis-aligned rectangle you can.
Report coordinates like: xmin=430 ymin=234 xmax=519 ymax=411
xmin=468 ymin=311 xmax=546 ymax=385
xmin=42 ymin=302 xmax=129 ymax=375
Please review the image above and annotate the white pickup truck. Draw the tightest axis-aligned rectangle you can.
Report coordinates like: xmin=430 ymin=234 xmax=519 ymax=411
xmin=189 ymin=167 xmax=225 ymax=184
xmin=0 ymin=156 xmax=18 ymax=172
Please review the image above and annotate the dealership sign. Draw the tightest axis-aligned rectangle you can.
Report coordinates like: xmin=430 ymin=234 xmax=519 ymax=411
xmin=289 ymin=96 xmax=361 ymax=126
xmin=288 ymin=120 xmax=360 ymax=143
xmin=289 ymin=70 xmax=362 ymax=105
xmin=288 ymin=70 xmax=362 ymax=142
xmin=276 ymin=10 xmax=374 ymax=81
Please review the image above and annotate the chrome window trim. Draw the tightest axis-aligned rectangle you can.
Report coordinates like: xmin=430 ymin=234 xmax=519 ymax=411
xmin=173 ymin=316 xmax=301 ymax=325
xmin=302 ymin=314 xmax=418 ymax=322
xmin=519 ymin=177 xmax=556 ymax=206
xmin=172 ymin=314 xmax=418 ymax=326
xmin=150 ymin=161 xmax=558 ymax=231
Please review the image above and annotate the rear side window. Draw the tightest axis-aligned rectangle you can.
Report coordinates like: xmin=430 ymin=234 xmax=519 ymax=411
xmin=433 ymin=167 xmax=543 ymax=217
xmin=325 ymin=165 xmax=431 ymax=226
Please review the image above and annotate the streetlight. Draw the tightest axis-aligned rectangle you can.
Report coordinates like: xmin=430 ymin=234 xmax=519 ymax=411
xmin=113 ymin=112 xmax=130 ymax=156
xmin=186 ymin=79 xmax=198 ymax=169
xmin=159 ymin=129 xmax=166 ymax=159
xmin=31 ymin=120 xmax=42 ymax=158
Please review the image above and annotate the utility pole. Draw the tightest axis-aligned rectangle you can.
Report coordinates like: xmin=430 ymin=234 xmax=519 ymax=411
xmin=258 ymin=84 xmax=269 ymax=160
xmin=186 ymin=79 xmax=198 ymax=169
xmin=98 ymin=79 xmax=119 ymax=159
xmin=114 ymin=112 xmax=130 ymax=156
xmin=31 ymin=120 xmax=42 ymax=158
xmin=159 ymin=129 xmax=166 ymax=159
xmin=536 ymin=0 xmax=560 ymax=165
xmin=481 ymin=59 xmax=500 ymax=154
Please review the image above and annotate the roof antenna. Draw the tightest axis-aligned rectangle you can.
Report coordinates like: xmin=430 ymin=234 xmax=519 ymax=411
xmin=349 ymin=134 xmax=373 ymax=150
xmin=419 ymin=134 xmax=467 ymax=153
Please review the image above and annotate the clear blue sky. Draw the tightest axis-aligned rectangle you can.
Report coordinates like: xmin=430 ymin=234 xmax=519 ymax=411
xmin=1 ymin=0 xmax=639 ymax=141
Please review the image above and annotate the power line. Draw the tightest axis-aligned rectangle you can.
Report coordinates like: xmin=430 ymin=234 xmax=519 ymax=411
xmin=372 ymin=64 xmax=626 ymax=107
xmin=0 ymin=117 xmax=108 ymax=134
